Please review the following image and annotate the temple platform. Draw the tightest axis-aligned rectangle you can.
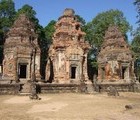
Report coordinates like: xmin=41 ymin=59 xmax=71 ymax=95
xmin=95 ymin=81 xmax=135 ymax=92
xmin=0 ymin=79 xmax=140 ymax=94
xmin=36 ymin=83 xmax=81 ymax=93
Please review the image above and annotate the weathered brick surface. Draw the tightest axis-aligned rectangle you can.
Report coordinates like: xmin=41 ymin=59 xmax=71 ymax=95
xmin=95 ymin=83 xmax=134 ymax=92
xmin=97 ymin=26 xmax=134 ymax=82
xmin=2 ymin=14 xmax=41 ymax=81
xmin=46 ymin=9 xmax=90 ymax=85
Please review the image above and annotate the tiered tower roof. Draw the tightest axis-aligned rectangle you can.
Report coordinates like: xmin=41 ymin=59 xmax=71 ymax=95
xmin=101 ymin=26 xmax=129 ymax=50
xmin=52 ymin=8 xmax=90 ymax=50
xmin=98 ymin=26 xmax=133 ymax=63
xmin=5 ymin=14 xmax=38 ymax=48
xmin=7 ymin=14 xmax=37 ymax=38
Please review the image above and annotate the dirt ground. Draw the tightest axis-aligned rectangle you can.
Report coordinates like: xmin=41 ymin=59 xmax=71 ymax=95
xmin=0 ymin=92 xmax=140 ymax=120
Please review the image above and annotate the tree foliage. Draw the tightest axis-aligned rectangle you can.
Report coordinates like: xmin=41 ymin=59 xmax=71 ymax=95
xmin=16 ymin=4 xmax=41 ymax=32
xmin=131 ymin=34 xmax=140 ymax=80
xmin=75 ymin=15 xmax=86 ymax=26
xmin=0 ymin=0 xmax=15 ymax=30
xmin=132 ymin=0 xmax=140 ymax=49
xmin=131 ymin=35 xmax=140 ymax=58
xmin=85 ymin=9 xmax=131 ymax=49
xmin=134 ymin=0 xmax=140 ymax=25
xmin=132 ymin=0 xmax=140 ymax=57
xmin=132 ymin=0 xmax=140 ymax=55
xmin=0 ymin=0 xmax=16 ymax=63
xmin=44 ymin=20 xmax=56 ymax=45
xmin=131 ymin=0 xmax=140 ymax=80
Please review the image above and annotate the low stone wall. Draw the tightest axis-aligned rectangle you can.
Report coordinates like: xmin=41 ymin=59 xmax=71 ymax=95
xmin=0 ymin=82 xmax=138 ymax=95
xmin=0 ymin=84 xmax=20 ymax=95
xmin=37 ymin=83 xmax=80 ymax=93
xmin=95 ymin=83 xmax=134 ymax=92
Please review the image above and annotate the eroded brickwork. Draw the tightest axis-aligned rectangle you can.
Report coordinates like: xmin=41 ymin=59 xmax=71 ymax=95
xmin=46 ymin=9 xmax=90 ymax=84
xmin=97 ymin=26 xmax=135 ymax=82
xmin=2 ymin=14 xmax=41 ymax=82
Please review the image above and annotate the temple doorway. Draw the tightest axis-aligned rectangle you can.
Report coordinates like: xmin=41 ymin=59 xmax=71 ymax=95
xmin=19 ymin=64 xmax=27 ymax=79
xmin=71 ymin=66 xmax=76 ymax=79
xmin=122 ymin=67 xmax=127 ymax=79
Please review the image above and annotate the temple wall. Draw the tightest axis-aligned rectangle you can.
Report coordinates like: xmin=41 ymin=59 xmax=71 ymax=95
xmin=2 ymin=53 xmax=17 ymax=80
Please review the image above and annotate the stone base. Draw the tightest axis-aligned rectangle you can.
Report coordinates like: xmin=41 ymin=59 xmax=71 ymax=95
xmin=0 ymin=83 xmax=20 ymax=95
xmin=95 ymin=81 xmax=134 ymax=92
xmin=37 ymin=83 xmax=80 ymax=93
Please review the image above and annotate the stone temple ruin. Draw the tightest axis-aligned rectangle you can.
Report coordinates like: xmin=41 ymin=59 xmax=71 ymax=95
xmin=0 ymin=9 xmax=139 ymax=94
xmin=2 ymin=14 xmax=41 ymax=83
xmin=97 ymin=26 xmax=135 ymax=91
xmin=97 ymin=26 xmax=135 ymax=82
xmin=45 ymin=8 xmax=90 ymax=84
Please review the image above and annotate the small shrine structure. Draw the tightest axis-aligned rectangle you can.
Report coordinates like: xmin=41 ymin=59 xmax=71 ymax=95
xmin=46 ymin=8 xmax=90 ymax=84
xmin=2 ymin=14 xmax=41 ymax=82
xmin=97 ymin=26 xmax=135 ymax=82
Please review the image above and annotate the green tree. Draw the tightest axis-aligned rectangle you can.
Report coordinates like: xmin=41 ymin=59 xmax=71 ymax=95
xmin=85 ymin=9 xmax=131 ymax=48
xmin=132 ymin=0 xmax=140 ymax=54
xmin=132 ymin=0 xmax=140 ymax=57
xmin=16 ymin=4 xmax=41 ymax=32
xmin=75 ymin=15 xmax=86 ymax=26
xmin=0 ymin=0 xmax=16 ymax=63
xmin=131 ymin=34 xmax=140 ymax=81
xmin=44 ymin=20 xmax=56 ymax=45
xmin=131 ymin=0 xmax=140 ymax=81
xmin=0 ymin=0 xmax=15 ymax=30
xmin=131 ymin=34 xmax=140 ymax=58
xmin=134 ymin=0 xmax=140 ymax=25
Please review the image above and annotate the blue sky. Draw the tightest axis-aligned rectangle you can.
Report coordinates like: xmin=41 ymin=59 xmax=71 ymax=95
xmin=14 ymin=0 xmax=138 ymax=41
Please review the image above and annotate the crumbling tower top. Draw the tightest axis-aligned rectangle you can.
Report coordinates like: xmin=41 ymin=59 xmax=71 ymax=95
xmin=63 ymin=8 xmax=75 ymax=16
xmin=7 ymin=14 xmax=37 ymax=38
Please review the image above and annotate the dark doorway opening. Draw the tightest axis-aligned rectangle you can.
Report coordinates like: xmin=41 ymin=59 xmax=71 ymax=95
xmin=19 ymin=64 xmax=27 ymax=78
xmin=122 ymin=67 xmax=127 ymax=79
xmin=71 ymin=67 xmax=76 ymax=79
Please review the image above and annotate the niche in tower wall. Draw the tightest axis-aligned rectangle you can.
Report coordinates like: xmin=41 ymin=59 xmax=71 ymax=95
xmin=18 ymin=64 xmax=27 ymax=79
xmin=71 ymin=66 xmax=76 ymax=79
xmin=122 ymin=67 xmax=127 ymax=79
